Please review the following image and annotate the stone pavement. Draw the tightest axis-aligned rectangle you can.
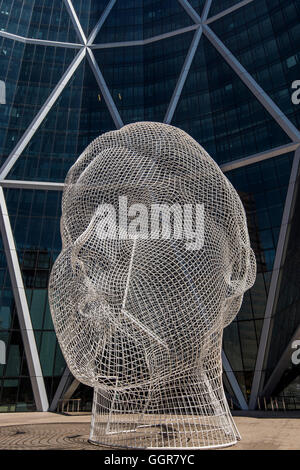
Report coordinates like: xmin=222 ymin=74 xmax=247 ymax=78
xmin=0 ymin=412 xmax=299 ymax=450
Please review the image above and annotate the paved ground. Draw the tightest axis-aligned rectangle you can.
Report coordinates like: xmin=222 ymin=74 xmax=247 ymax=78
xmin=0 ymin=412 xmax=299 ymax=450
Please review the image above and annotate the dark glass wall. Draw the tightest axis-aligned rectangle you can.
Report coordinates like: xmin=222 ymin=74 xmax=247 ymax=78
xmin=8 ymin=59 xmax=116 ymax=182
xmin=94 ymin=31 xmax=194 ymax=124
xmin=0 ymin=188 xmax=65 ymax=404
xmin=172 ymin=35 xmax=290 ymax=165
xmin=211 ymin=0 xmax=300 ymax=129
xmin=263 ymin=166 xmax=300 ymax=391
xmin=223 ymin=153 xmax=294 ymax=399
xmin=0 ymin=234 xmax=36 ymax=411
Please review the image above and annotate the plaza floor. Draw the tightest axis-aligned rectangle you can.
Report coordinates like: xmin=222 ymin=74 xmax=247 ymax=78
xmin=0 ymin=411 xmax=299 ymax=450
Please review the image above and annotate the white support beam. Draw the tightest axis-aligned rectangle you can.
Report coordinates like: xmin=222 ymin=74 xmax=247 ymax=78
xmin=0 ymin=180 xmax=64 ymax=191
xmin=203 ymin=25 xmax=300 ymax=143
xmin=221 ymin=142 xmax=300 ymax=173
xmin=62 ymin=0 xmax=87 ymax=44
xmin=205 ymin=0 xmax=254 ymax=25
xmin=86 ymin=48 xmax=123 ymax=129
xmin=62 ymin=377 xmax=80 ymax=401
xmin=249 ymin=148 xmax=300 ymax=409
xmin=0 ymin=187 xmax=49 ymax=411
xmin=0 ymin=30 xmax=82 ymax=48
xmin=164 ymin=26 xmax=202 ymax=124
xmin=201 ymin=0 xmax=213 ymax=23
xmin=90 ymin=25 xmax=199 ymax=49
xmin=0 ymin=48 xmax=86 ymax=181
xmin=177 ymin=0 xmax=201 ymax=24
xmin=49 ymin=366 xmax=72 ymax=412
xmin=222 ymin=350 xmax=248 ymax=410
xmin=87 ymin=0 xmax=117 ymax=45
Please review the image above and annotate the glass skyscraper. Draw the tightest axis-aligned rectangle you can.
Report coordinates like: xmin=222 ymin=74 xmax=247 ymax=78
xmin=0 ymin=0 xmax=299 ymax=412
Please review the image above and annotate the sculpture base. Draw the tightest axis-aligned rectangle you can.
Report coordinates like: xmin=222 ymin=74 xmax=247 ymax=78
xmin=89 ymin=386 xmax=240 ymax=449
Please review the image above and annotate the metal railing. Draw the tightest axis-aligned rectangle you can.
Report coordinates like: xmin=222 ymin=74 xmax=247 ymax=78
xmin=57 ymin=398 xmax=81 ymax=413
xmin=257 ymin=396 xmax=300 ymax=411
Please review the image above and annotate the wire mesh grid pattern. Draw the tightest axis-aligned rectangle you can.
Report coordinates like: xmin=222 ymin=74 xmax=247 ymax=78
xmin=49 ymin=122 xmax=256 ymax=448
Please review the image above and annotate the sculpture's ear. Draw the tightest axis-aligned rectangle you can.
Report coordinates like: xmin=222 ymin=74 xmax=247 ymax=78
xmin=226 ymin=245 xmax=256 ymax=298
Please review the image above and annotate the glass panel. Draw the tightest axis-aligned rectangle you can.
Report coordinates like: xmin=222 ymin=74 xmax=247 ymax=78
xmin=0 ymin=0 xmax=78 ymax=42
xmin=53 ymin=342 xmax=65 ymax=376
xmin=209 ymin=0 xmax=242 ymax=17
xmin=223 ymin=321 xmax=243 ymax=371
xmin=95 ymin=0 xmax=143 ymax=43
xmin=238 ymin=320 xmax=259 ymax=371
xmin=39 ymin=331 xmax=56 ymax=377
xmin=211 ymin=0 xmax=300 ymax=129
xmin=0 ymin=0 xmax=34 ymax=36
xmin=94 ymin=31 xmax=194 ymax=124
xmin=143 ymin=0 xmax=193 ymax=39
xmin=226 ymin=153 xmax=293 ymax=275
xmin=72 ymin=0 xmax=109 ymax=36
xmin=29 ymin=289 xmax=47 ymax=330
xmin=188 ymin=0 xmax=206 ymax=15
xmin=264 ymin=161 xmax=300 ymax=385
xmin=27 ymin=1 xmax=78 ymax=43
xmin=223 ymin=152 xmax=294 ymax=397
xmin=172 ymin=36 xmax=290 ymax=165
xmin=8 ymin=60 xmax=116 ymax=182
xmin=0 ymin=39 xmax=77 ymax=168
xmin=2 ymin=188 xmax=67 ymax=401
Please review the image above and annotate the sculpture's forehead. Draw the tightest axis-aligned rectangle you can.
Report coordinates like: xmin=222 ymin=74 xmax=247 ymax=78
xmin=73 ymin=137 xmax=217 ymax=198
xmin=66 ymin=122 xmax=225 ymax=199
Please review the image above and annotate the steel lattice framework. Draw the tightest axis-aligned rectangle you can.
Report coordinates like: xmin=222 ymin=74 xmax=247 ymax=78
xmin=0 ymin=0 xmax=299 ymax=413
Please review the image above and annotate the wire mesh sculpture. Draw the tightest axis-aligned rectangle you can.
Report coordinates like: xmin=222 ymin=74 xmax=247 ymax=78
xmin=49 ymin=122 xmax=256 ymax=449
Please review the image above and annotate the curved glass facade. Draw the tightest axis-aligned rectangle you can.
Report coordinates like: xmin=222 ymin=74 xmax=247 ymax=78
xmin=0 ymin=0 xmax=299 ymax=412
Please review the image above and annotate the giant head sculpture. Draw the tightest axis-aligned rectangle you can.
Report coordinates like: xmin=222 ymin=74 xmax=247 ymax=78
xmin=49 ymin=122 xmax=256 ymax=449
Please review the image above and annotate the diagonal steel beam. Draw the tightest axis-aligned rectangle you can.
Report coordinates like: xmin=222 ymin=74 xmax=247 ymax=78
xmin=177 ymin=0 xmax=201 ymax=24
xmin=87 ymin=0 xmax=117 ymax=45
xmin=49 ymin=366 xmax=72 ymax=411
xmin=0 ymin=180 xmax=65 ymax=191
xmin=249 ymin=147 xmax=300 ymax=409
xmin=221 ymin=142 xmax=300 ymax=173
xmin=205 ymin=0 xmax=254 ymax=24
xmin=90 ymin=25 xmax=199 ymax=49
xmin=0 ymin=30 xmax=82 ymax=48
xmin=201 ymin=0 xmax=213 ymax=23
xmin=0 ymin=187 xmax=49 ymax=411
xmin=62 ymin=0 xmax=87 ymax=44
xmin=0 ymin=48 xmax=86 ymax=181
xmin=86 ymin=48 xmax=123 ymax=129
xmin=222 ymin=350 xmax=248 ymax=410
xmin=203 ymin=25 xmax=300 ymax=143
xmin=164 ymin=26 xmax=203 ymax=124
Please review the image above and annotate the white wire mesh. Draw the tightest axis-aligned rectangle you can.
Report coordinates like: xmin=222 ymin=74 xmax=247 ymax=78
xmin=49 ymin=122 xmax=256 ymax=449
